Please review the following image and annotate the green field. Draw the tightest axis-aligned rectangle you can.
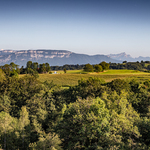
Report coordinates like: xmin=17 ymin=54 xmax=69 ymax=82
xmin=18 ymin=69 xmax=150 ymax=86
xmin=34 ymin=69 xmax=150 ymax=86
xmin=51 ymin=69 xmax=143 ymax=74
xmin=144 ymin=63 xmax=150 ymax=67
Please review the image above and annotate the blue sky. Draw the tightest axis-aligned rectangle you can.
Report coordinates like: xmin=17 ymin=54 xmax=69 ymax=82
xmin=0 ymin=0 xmax=150 ymax=57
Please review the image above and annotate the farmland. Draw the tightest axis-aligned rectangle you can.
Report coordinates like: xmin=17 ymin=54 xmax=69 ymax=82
xmin=36 ymin=69 xmax=150 ymax=86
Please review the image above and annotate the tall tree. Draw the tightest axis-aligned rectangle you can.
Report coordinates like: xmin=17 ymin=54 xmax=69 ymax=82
xmin=18 ymin=106 xmax=30 ymax=149
xmin=0 ymin=112 xmax=18 ymax=150
xmin=26 ymin=61 xmax=33 ymax=69
xmin=32 ymin=62 xmax=38 ymax=71
xmin=39 ymin=63 xmax=46 ymax=73
xmin=45 ymin=63 xmax=50 ymax=73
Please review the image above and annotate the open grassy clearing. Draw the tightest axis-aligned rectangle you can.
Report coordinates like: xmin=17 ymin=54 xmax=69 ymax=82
xmin=52 ymin=69 xmax=143 ymax=75
xmin=36 ymin=70 xmax=150 ymax=86
xmin=99 ymin=69 xmax=142 ymax=74
xmin=51 ymin=70 xmax=86 ymax=74
xmin=18 ymin=70 xmax=150 ymax=86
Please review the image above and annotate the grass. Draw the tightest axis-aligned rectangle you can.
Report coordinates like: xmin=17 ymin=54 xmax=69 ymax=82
xmin=36 ymin=69 xmax=150 ymax=86
xmin=100 ymin=69 xmax=142 ymax=74
xmin=144 ymin=63 xmax=150 ymax=67
xmin=18 ymin=69 xmax=150 ymax=86
xmin=51 ymin=70 xmax=87 ymax=74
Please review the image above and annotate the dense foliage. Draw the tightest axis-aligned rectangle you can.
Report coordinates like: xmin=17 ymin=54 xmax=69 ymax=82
xmin=51 ymin=61 xmax=150 ymax=71
xmin=0 ymin=66 xmax=150 ymax=149
xmin=1 ymin=61 xmax=150 ymax=77
xmin=109 ymin=61 xmax=150 ymax=71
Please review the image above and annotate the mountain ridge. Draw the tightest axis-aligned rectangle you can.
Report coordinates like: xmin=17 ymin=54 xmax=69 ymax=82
xmin=0 ymin=50 xmax=150 ymax=67
xmin=0 ymin=49 xmax=120 ymax=66
xmin=107 ymin=52 xmax=150 ymax=62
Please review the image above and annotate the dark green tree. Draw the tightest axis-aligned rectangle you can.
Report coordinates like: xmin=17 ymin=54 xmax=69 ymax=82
xmin=99 ymin=61 xmax=110 ymax=71
xmin=39 ymin=63 xmax=46 ymax=73
xmin=83 ymin=63 xmax=93 ymax=72
xmin=32 ymin=62 xmax=38 ymax=71
xmin=108 ymin=79 xmax=129 ymax=95
xmin=45 ymin=63 xmax=50 ymax=73
xmin=26 ymin=61 xmax=32 ymax=69
xmin=94 ymin=64 xmax=103 ymax=72
xmin=63 ymin=68 xmax=67 ymax=73
xmin=2 ymin=64 xmax=11 ymax=76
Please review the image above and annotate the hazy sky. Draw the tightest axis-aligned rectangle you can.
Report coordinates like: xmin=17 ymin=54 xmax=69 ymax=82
xmin=0 ymin=0 xmax=150 ymax=57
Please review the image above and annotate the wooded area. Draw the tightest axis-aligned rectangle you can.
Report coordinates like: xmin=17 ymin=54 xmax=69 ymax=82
xmin=0 ymin=61 xmax=150 ymax=149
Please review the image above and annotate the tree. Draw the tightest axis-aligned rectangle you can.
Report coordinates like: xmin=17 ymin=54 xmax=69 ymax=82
xmin=32 ymin=62 xmax=38 ymax=71
xmin=56 ymin=98 xmax=111 ymax=149
xmin=18 ymin=106 xmax=30 ymax=149
xmin=0 ymin=95 xmax=11 ymax=112
xmin=20 ymin=66 xmax=25 ymax=74
xmin=77 ymin=77 xmax=105 ymax=99
xmin=39 ymin=63 xmax=46 ymax=73
xmin=26 ymin=61 xmax=33 ymax=69
xmin=36 ymin=133 xmax=62 ymax=150
xmin=0 ymin=112 xmax=18 ymax=150
xmin=94 ymin=64 xmax=103 ymax=72
xmin=108 ymin=79 xmax=129 ymax=95
xmin=101 ymin=92 xmax=141 ymax=149
xmin=84 ymin=63 xmax=93 ymax=72
xmin=2 ymin=64 xmax=11 ymax=76
xmin=138 ymin=117 xmax=150 ymax=147
xmin=63 ymin=68 xmax=67 ymax=73
xmin=0 ymin=68 xmax=6 ymax=82
xmin=99 ymin=61 xmax=110 ymax=71
xmin=147 ymin=65 xmax=150 ymax=70
xmin=10 ymin=62 xmax=19 ymax=71
xmin=45 ymin=63 xmax=50 ymax=73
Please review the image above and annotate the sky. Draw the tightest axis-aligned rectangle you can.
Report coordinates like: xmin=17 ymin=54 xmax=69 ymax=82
xmin=0 ymin=0 xmax=150 ymax=57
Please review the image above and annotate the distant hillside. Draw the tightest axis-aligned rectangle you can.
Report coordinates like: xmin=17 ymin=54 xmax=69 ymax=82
xmin=107 ymin=52 xmax=133 ymax=62
xmin=1 ymin=50 xmax=149 ymax=67
xmin=0 ymin=50 xmax=120 ymax=67
xmin=108 ymin=52 xmax=150 ymax=62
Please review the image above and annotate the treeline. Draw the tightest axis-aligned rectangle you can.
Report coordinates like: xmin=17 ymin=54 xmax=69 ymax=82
xmin=0 ymin=61 xmax=51 ymax=77
xmin=51 ymin=61 xmax=150 ymax=71
xmin=110 ymin=61 xmax=150 ymax=71
xmin=1 ymin=60 xmax=150 ymax=77
xmin=0 ymin=70 xmax=150 ymax=149
xmin=0 ymin=61 xmax=110 ymax=77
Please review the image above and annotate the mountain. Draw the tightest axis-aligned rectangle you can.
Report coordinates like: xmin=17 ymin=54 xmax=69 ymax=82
xmin=1 ymin=50 xmax=149 ymax=67
xmin=0 ymin=50 xmax=120 ymax=67
xmin=108 ymin=52 xmax=150 ymax=62
xmin=134 ymin=56 xmax=150 ymax=62
xmin=107 ymin=52 xmax=134 ymax=62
